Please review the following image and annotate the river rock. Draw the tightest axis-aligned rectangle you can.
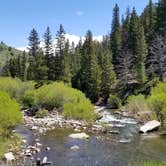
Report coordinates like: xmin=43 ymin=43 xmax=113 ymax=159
xmin=46 ymin=147 xmax=51 ymax=151
xmin=31 ymin=126 xmax=38 ymax=130
xmin=140 ymin=120 xmax=161 ymax=133
xmin=109 ymin=130 xmax=120 ymax=134
xmin=4 ymin=152 xmax=15 ymax=161
xmin=36 ymin=142 xmax=42 ymax=147
xmin=119 ymin=138 xmax=131 ymax=143
xmin=69 ymin=133 xmax=89 ymax=139
xmin=70 ymin=145 xmax=80 ymax=150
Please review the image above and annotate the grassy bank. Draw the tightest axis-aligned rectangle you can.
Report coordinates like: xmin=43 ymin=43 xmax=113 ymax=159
xmin=0 ymin=134 xmax=22 ymax=159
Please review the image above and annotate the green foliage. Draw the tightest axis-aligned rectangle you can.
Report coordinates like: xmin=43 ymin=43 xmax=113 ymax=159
xmin=0 ymin=77 xmax=35 ymax=103
xmin=126 ymin=94 xmax=149 ymax=113
xmin=23 ymin=89 xmax=37 ymax=107
xmin=134 ymin=25 xmax=147 ymax=83
xmin=80 ymin=30 xmax=101 ymax=102
xmin=35 ymin=109 xmax=48 ymax=118
xmin=23 ymin=82 xmax=95 ymax=121
xmin=0 ymin=91 xmax=22 ymax=137
xmin=108 ymin=95 xmax=121 ymax=109
xmin=147 ymin=82 xmax=166 ymax=125
xmin=100 ymin=51 xmax=116 ymax=102
xmin=63 ymin=101 xmax=95 ymax=122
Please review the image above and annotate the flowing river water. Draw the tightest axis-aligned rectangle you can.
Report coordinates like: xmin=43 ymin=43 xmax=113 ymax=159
xmin=16 ymin=109 xmax=166 ymax=166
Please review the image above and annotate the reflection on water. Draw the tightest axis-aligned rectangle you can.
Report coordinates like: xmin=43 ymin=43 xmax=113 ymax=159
xmin=17 ymin=110 xmax=166 ymax=166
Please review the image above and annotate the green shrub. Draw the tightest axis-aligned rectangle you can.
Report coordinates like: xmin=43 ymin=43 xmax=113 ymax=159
xmin=0 ymin=77 xmax=35 ymax=103
xmin=23 ymin=90 xmax=37 ymax=107
xmin=63 ymin=101 xmax=96 ymax=122
xmin=0 ymin=91 xmax=22 ymax=137
xmin=35 ymin=109 xmax=48 ymax=118
xmin=108 ymin=95 xmax=121 ymax=109
xmin=147 ymin=82 xmax=166 ymax=125
xmin=23 ymin=82 xmax=95 ymax=121
xmin=35 ymin=82 xmax=90 ymax=108
xmin=126 ymin=94 xmax=149 ymax=113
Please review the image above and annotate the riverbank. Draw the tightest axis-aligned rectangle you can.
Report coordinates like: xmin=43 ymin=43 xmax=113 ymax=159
xmin=24 ymin=110 xmax=103 ymax=135
xmin=0 ymin=134 xmax=22 ymax=164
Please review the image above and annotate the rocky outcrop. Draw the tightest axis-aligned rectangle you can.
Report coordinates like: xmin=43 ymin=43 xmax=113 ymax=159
xmin=140 ymin=120 xmax=161 ymax=133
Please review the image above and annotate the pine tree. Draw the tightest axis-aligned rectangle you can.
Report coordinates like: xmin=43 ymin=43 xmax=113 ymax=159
xmin=43 ymin=26 xmax=54 ymax=80
xmin=128 ymin=8 xmax=140 ymax=55
xmin=28 ymin=28 xmax=40 ymax=58
xmin=80 ymin=30 xmax=101 ymax=102
xmin=71 ymin=39 xmax=82 ymax=89
xmin=27 ymin=28 xmax=40 ymax=80
xmin=100 ymin=50 xmax=116 ymax=102
xmin=141 ymin=0 xmax=157 ymax=40
xmin=61 ymin=40 xmax=72 ymax=84
xmin=157 ymin=0 xmax=166 ymax=37
xmin=21 ymin=51 xmax=28 ymax=81
xmin=55 ymin=24 xmax=66 ymax=81
xmin=35 ymin=49 xmax=48 ymax=81
xmin=111 ymin=4 xmax=122 ymax=75
xmin=134 ymin=25 xmax=147 ymax=83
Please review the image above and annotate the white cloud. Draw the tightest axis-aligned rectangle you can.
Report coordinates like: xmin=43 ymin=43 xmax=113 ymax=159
xmin=76 ymin=11 xmax=84 ymax=16
xmin=16 ymin=46 xmax=28 ymax=52
xmin=16 ymin=34 xmax=103 ymax=51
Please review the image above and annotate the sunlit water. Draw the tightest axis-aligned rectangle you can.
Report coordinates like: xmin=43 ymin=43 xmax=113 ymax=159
xmin=17 ymin=110 xmax=166 ymax=166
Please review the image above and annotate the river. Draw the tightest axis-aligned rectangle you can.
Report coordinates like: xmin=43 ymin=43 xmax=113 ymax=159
xmin=16 ymin=109 xmax=166 ymax=166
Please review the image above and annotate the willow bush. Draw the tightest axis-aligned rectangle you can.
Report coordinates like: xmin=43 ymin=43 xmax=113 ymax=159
xmin=23 ymin=82 xmax=96 ymax=121
xmin=0 ymin=91 xmax=22 ymax=137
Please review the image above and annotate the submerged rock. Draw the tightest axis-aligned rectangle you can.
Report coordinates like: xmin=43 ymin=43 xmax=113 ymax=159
xmin=69 ymin=133 xmax=89 ymax=139
xmin=140 ymin=120 xmax=161 ymax=133
xmin=109 ymin=130 xmax=120 ymax=134
xmin=70 ymin=145 xmax=80 ymax=150
xmin=119 ymin=138 xmax=131 ymax=143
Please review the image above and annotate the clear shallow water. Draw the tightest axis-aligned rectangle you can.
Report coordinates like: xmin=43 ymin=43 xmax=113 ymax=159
xmin=17 ymin=110 xmax=166 ymax=166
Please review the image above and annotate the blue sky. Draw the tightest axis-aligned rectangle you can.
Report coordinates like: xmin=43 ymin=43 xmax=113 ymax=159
xmin=0 ymin=0 xmax=158 ymax=48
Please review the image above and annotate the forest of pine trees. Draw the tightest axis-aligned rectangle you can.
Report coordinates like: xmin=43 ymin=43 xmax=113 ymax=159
xmin=2 ymin=0 xmax=166 ymax=103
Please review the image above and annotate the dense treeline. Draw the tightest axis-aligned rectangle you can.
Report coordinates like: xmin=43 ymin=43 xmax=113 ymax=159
xmin=2 ymin=0 xmax=166 ymax=103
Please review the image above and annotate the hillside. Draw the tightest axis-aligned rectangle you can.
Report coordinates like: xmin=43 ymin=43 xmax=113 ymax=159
xmin=0 ymin=42 xmax=24 ymax=71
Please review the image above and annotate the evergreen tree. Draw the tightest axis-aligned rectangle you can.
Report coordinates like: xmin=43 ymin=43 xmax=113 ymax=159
xmin=55 ymin=24 xmax=66 ymax=81
xmin=28 ymin=28 xmax=40 ymax=58
xmin=111 ymin=4 xmax=122 ymax=75
xmin=80 ymin=30 xmax=101 ymax=102
xmin=34 ymin=49 xmax=48 ymax=81
xmin=157 ymin=0 xmax=166 ymax=37
xmin=27 ymin=28 xmax=40 ymax=80
xmin=61 ymin=40 xmax=72 ymax=84
xmin=43 ymin=26 xmax=54 ymax=80
xmin=134 ymin=25 xmax=147 ymax=83
xmin=141 ymin=0 xmax=157 ymax=40
xmin=100 ymin=50 xmax=116 ymax=101
xmin=21 ymin=51 xmax=28 ymax=81
xmin=71 ymin=39 xmax=82 ymax=89
xmin=128 ymin=8 xmax=140 ymax=55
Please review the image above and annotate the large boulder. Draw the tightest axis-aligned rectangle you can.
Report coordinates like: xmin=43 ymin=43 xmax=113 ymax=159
xmin=69 ymin=133 xmax=89 ymax=139
xmin=140 ymin=120 xmax=161 ymax=133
